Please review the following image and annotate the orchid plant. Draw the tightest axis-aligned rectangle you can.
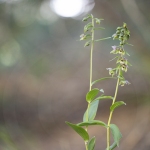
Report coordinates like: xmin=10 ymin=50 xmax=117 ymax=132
xmin=66 ymin=14 xmax=132 ymax=150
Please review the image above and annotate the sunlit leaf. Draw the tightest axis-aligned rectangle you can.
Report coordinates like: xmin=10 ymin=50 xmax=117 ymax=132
xmin=88 ymin=137 xmax=96 ymax=150
xmin=78 ymin=120 xmax=107 ymax=127
xmin=92 ymin=77 xmax=116 ymax=86
xmin=83 ymin=100 xmax=99 ymax=122
xmin=110 ymin=124 xmax=122 ymax=147
xmin=110 ymin=101 xmax=126 ymax=112
xmin=65 ymin=122 xmax=89 ymax=141
xmin=86 ymin=88 xmax=99 ymax=103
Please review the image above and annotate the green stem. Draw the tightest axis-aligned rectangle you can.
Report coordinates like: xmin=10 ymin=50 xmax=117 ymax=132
xmin=85 ymin=14 xmax=95 ymax=150
xmin=89 ymin=14 xmax=94 ymax=91
xmin=107 ymin=69 xmax=120 ymax=150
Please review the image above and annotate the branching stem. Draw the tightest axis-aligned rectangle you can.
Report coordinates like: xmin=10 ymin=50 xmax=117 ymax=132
xmin=107 ymin=69 xmax=121 ymax=150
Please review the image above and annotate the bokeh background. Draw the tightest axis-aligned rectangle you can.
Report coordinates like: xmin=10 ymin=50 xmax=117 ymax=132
xmin=0 ymin=0 xmax=150 ymax=150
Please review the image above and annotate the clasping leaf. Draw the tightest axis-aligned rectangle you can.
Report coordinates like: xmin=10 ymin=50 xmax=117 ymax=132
xmin=65 ymin=122 xmax=89 ymax=142
xmin=86 ymin=88 xmax=99 ymax=103
xmin=88 ymin=137 xmax=96 ymax=150
xmin=110 ymin=101 xmax=126 ymax=112
xmin=77 ymin=120 xmax=107 ymax=128
xmin=110 ymin=124 xmax=122 ymax=147
xmin=83 ymin=100 xmax=99 ymax=121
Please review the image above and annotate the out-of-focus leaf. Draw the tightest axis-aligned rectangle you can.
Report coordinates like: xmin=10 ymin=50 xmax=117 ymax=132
xmin=110 ymin=101 xmax=126 ymax=112
xmin=65 ymin=122 xmax=89 ymax=141
xmin=86 ymin=88 xmax=99 ymax=103
xmin=110 ymin=124 xmax=122 ymax=147
xmin=83 ymin=100 xmax=99 ymax=122
xmin=92 ymin=77 xmax=116 ymax=86
xmin=78 ymin=120 xmax=107 ymax=128
xmin=95 ymin=37 xmax=112 ymax=42
xmin=88 ymin=137 xmax=96 ymax=150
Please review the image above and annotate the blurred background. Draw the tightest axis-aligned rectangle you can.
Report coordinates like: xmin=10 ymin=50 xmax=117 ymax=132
xmin=0 ymin=0 xmax=150 ymax=150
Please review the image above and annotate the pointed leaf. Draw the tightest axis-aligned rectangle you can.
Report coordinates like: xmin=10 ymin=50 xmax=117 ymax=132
xmin=83 ymin=100 xmax=99 ymax=121
xmin=65 ymin=122 xmax=89 ymax=141
xmin=78 ymin=120 xmax=107 ymax=128
xmin=109 ymin=142 xmax=117 ymax=150
xmin=95 ymin=37 xmax=111 ymax=41
xmin=86 ymin=88 xmax=99 ymax=103
xmin=88 ymin=137 xmax=96 ymax=150
xmin=110 ymin=124 xmax=122 ymax=147
xmin=92 ymin=77 xmax=116 ymax=86
xmin=110 ymin=101 xmax=126 ymax=112
xmin=94 ymin=96 xmax=113 ymax=102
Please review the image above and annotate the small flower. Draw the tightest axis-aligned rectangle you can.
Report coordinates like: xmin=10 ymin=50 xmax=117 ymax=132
xmin=119 ymin=80 xmax=131 ymax=86
xmin=80 ymin=34 xmax=86 ymax=40
xmin=118 ymin=48 xmax=125 ymax=55
xmin=117 ymin=57 xmax=127 ymax=65
xmin=121 ymin=64 xmax=128 ymax=72
xmin=110 ymin=46 xmax=119 ymax=54
xmin=106 ymin=68 xmax=115 ymax=76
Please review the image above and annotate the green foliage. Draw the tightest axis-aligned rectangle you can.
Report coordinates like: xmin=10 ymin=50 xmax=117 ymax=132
xmin=91 ymin=77 xmax=116 ymax=86
xmin=88 ymin=137 xmax=96 ymax=150
xmin=86 ymin=88 xmax=100 ymax=103
xmin=65 ymin=122 xmax=89 ymax=141
xmin=110 ymin=101 xmax=126 ymax=112
xmin=83 ymin=100 xmax=99 ymax=122
xmin=78 ymin=120 xmax=107 ymax=128
xmin=110 ymin=124 xmax=122 ymax=147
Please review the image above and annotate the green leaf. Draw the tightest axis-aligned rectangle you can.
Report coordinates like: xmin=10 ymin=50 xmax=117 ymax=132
xmin=110 ymin=124 xmax=122 ymax=147
xmin=109 ymin=142 xmax=117 ymax=150
xmin=65 ymin=122 xmax=89 ymax=141
xmin=86 ymin=88 xmax=99 ymax=103
xmin=78 ymin=120 xmax=107 ymax=128
xmin=88 ymin=137 xmax=96 ymax=150
xmin=95 ymin=37 xmax=112 ymax=41
xmin=83 ymin=100 xmax=99 ymax=122
xmin=94 ymin=96 xmax=113 ymax=102
xmin=110 ymin=101 xmax=126 ymax=112
xmin=92 ymin=77 xmax=116 ymax=86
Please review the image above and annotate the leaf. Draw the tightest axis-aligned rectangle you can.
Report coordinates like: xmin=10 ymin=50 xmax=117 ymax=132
xmin=88 ymin=137 xmax=96 ymax=150
xmin=83 ymin=100 xmax=99 ymax=122
xmin=110 ymin=124 xmax=122 ymax=147
xmin=94 ymin=96 xmax=113 ymax=102
xmin=86 ymin=88 xmax=99 ymax=103
xmin=65 ymin=122 xmax=89 ymax=141
xmin=95 ymin=37 xmax=112 ymax=41
xmin=110 ymin=101 xmax=126 ymax=112
xmin=92 ymin=77 xmax=116 ymax=86
xmin=77 ymin=120 xmax=107 ymax=128
xmin=109 ymin=142 xmax=117 ymax=150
